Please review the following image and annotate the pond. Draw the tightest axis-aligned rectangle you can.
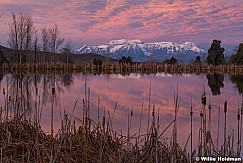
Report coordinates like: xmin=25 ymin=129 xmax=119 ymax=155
xmin=0 ymin=72 xmax=243 ymax=156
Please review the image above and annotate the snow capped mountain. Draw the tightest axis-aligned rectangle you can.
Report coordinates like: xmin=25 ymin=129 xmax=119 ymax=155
xmin=75 ymin=39 xmax=206 ymax=63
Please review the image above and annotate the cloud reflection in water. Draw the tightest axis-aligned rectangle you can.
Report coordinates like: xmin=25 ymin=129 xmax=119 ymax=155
xmin=0 ymin=73 xmax=242 ymax=154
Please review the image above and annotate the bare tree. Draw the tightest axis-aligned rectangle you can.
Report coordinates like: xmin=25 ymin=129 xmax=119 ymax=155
xmin=33 ymin=32 xmax=39 ymax=63
xmin=61 ymin=40 xmax=73 ymax=64
xmin=8 ymin=12 xmax=35 ymax=63
xmin=41 ymin=27 xmax=49 ymax=53
xmin=25 ymin=13 xmax=35 ymax=50
xmin=41 ymin=27 xmax=49 ymax=62
xmin=49 ymin=24 xmax=65 ymax=53
xmin=41 ymin=25 xmax=65 ymax=63
xmin=8 ymin=13 xmax=19 ymax=52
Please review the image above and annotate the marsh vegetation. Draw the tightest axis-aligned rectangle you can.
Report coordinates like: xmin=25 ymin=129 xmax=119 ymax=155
xmin=0 ymin=72 xmax=243 ymax=162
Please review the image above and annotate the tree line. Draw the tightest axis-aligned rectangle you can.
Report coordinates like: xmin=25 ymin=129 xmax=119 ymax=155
xmin=206 ymin=40 xmax=243 ymax=66
xmin=167 ymin=39 xmax=243 ymax=66
xmin=1 ymin=12 xmax=72 ymax=64
xmin=1 ymin=12 xmax=243 ymax=66
xmin=115 ymin=40 xmax=243 ymax=66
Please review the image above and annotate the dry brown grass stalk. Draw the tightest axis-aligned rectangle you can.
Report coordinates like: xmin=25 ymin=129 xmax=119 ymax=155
xmin=0 ymin=83 xmax=240 ymax=162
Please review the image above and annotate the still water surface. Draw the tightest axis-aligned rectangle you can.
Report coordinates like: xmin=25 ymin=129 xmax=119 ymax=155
xmin=0 ymin=72 xmax=242 ymax=153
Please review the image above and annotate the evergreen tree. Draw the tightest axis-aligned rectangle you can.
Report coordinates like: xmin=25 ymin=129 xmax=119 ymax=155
xmin=206 ymin=40 xmax=225 ymax=65
xmin=119 ymin=56 xmax=133 ymax=64
xmin=163 ymin=57 xmax=177 ymax=64
xmin=170 ymin=57 xmax=177 ymax=64
xmin=231 ymin=43 xmax=243 ymax=65
xmin=93 ymin=59 xmax=102 ymax=66
xmin=193 ymin=56 xmax=202 ymax=65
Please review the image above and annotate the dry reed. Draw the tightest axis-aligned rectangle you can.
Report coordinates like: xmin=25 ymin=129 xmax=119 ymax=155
xmin=0 ymin=81 xmax=240 ymax=162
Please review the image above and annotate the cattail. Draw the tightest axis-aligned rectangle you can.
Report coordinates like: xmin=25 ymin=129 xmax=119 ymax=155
xmin=208 ymin=104 xmax=212 ymax=110
xmin=102 ymin=116 xmax=105 ymax=130
xmin=138 ymin=98 xmax=144 ymax=144
xmin=190 ymin=108 xmax=193 ymax=116
xmin=190 ymin=99 xmax=193 ymax=162
xmin=199 ymin=110 xmax=203 ymax=156
xmin=237 ymin=109 xmax=240 ymax=121
xmin=147 ymin=81 xmax=152 ymax=134
xmin=237 ymin=107 xmax=241 ymax=156
xmin=224 ymin=100 xmax=227 ymax=155
xmin=35 ymin=87 xmax=38 ymax=96
xmin=224 ymin=100 xmax=227 ymax=113
xmin=200 ymin=111 xmax=203 ymax=118
xmin=208 ymin=104 xmax=212 ymax=131
xmin=52 ymin=87 xmax=55 ymax=96
xmin=201 ymin=87 xmax=206 ymax=106
xmin=217 ymin=102 xmax=220 ymax=149
xmin=152 ymin=106 xmax=154 ymax=117
xmin=241 ymin=101 xmax=243 ymax=114
xmin=240 ymin=99 xmax=243 ymax=156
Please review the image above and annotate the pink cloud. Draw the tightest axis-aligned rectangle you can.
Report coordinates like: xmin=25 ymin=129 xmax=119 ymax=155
xmin=0 ymin=0 xmax=243 ymax=49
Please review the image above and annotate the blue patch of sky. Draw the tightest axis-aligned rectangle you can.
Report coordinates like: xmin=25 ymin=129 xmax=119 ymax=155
xmin=128 ymin=22 xmax=144 ymax=28
xmin=78 ymin=1 xmax=107 ymax=13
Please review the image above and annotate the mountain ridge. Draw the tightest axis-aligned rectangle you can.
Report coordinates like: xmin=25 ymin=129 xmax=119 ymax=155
xmin=75 ymin=39 xmax=207 ymax=63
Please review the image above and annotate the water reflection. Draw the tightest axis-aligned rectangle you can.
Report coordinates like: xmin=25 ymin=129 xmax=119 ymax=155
xmin=0 ymin=72 xmax=243 ymax=156
xmin=206 ymin=73 xmax=224 ymax=95
xmin=0 ymin=73 xmax=74 ymax=117
xmin=230 ymin=75 xmax=243 ymax=95
xmin=0 ymin=71 xmax=3 ymax=81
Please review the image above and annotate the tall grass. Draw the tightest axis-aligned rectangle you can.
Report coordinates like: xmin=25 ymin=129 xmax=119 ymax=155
xmin=0 ymin=82 xmax=241 ymax=162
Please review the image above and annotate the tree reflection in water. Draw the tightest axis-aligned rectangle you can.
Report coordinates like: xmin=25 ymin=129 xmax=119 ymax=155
xmin=230 ymin=75 xmax=243 ymax=95
xmin=206 ymin=73 xmax=224 ymax=96
xmin=0 ymin=72 xmax=74 ymax=117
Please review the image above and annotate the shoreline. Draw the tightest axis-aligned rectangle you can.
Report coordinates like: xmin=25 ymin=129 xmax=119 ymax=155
xmin=1 ymin=63 xmax=243 ymax=75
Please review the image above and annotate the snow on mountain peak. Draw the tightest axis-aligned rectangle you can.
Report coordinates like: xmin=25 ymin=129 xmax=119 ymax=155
xmin=76 ymin=44 xmax=88 ymax=52
xmin=183 ymin=42 xmax=195 ymax=45
xmin=109 ymin=39 xmax=142 ymax=45
xmin=75 ymin=39 xmax=206 ymax=63
xmin=181 ymin=42 xmax=204 ymax=53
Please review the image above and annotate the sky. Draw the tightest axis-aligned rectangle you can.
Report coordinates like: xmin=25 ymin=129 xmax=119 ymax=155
xmin=0 ymin=0 xmax=243 ymax=52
